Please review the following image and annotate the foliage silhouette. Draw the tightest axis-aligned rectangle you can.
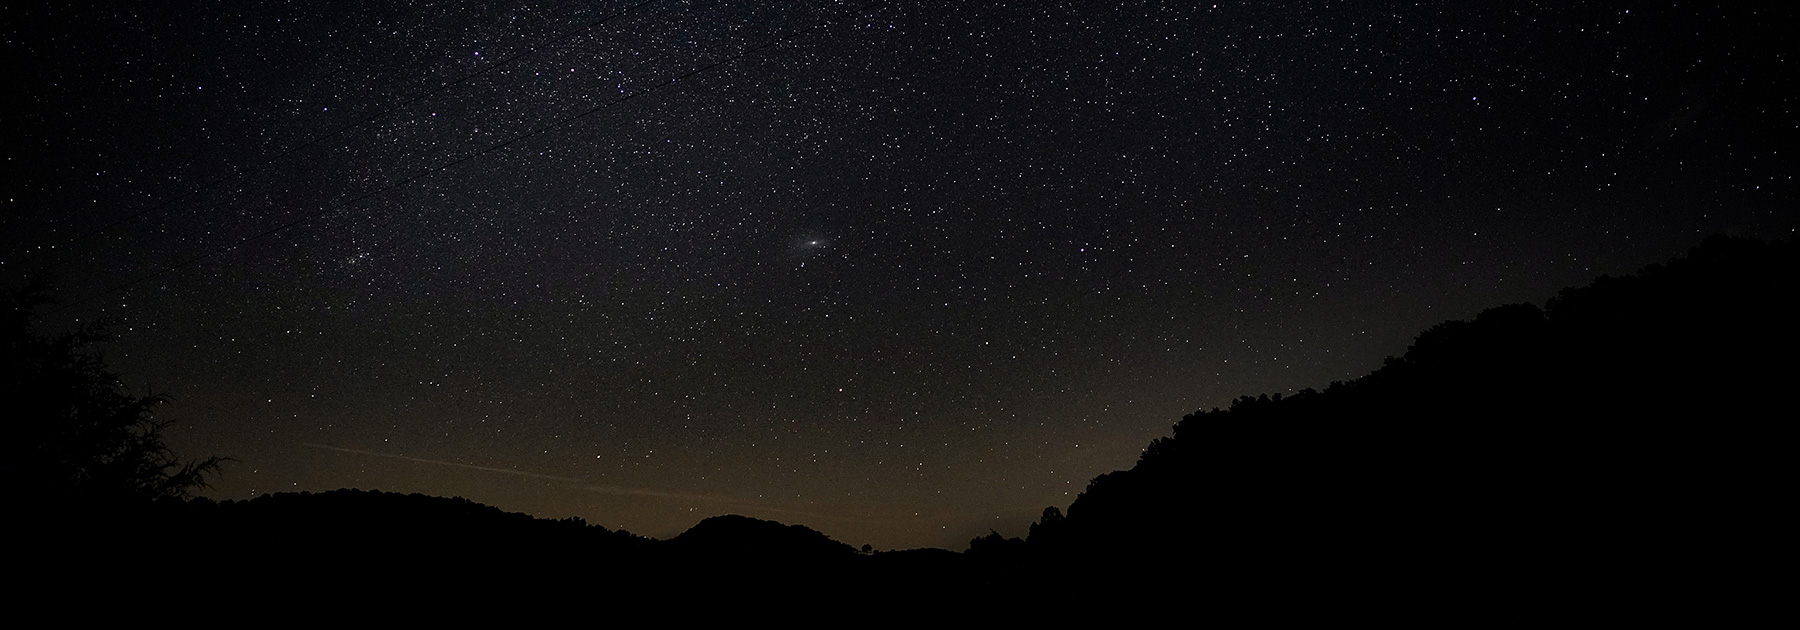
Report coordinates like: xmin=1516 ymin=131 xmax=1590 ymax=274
xmin=1021 ymin=235 xmax=1795 ymax=615
xmin=3 ymin=279 xmax=226 ymax=508
xmin=965 ymin=529 xmax=1026 ymax=558
xmin=16 ymin=236 xmax=1788 ymax=619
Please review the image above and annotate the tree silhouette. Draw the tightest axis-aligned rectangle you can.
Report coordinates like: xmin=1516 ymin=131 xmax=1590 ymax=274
xmin=2 ymin=280 xmax=225 ymax=508
xmin=1017 ymin=235 xmax=1796 ymax=612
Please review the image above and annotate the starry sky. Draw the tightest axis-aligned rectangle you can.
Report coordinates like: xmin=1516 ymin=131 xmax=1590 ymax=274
xmin=3 ymin=1 xmax=1794 ymax=550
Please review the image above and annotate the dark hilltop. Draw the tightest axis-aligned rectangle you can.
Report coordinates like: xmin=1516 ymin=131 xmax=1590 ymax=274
xmin=10 ymin=235 xmax=1791 ymax=618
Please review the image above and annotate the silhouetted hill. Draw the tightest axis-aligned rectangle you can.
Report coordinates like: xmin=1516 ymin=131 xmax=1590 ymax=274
xmin=28 ymin=489 xmax=995 ymax=615
xmin=23 ymin=488 xmax=664 ymax=613
xmin=23 ymin=237 xmax=1788 ymax=619
xmin=668 ymin=514 xmax=858 ymax=561
xmin=167 ymin=488 xmax=638 ymax=545
xmin=1024 ymin=235 xmax=1794 ymax=616
xmin=24 ymin=487 xmax=1000 ymax=614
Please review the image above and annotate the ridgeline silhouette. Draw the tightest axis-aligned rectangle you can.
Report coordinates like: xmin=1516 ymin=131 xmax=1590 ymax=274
xmin=10 ymin=235 xmax=1790 ymax=616
xmin=1020 ymin=234 xmax=1793 ymax=614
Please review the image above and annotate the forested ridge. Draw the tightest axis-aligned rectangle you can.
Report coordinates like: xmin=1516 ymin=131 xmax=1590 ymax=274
xmin=12 ymin=236 xmax=1790 ymax=616
xmin=1015 ymin=234 xmax=1792 ymax=614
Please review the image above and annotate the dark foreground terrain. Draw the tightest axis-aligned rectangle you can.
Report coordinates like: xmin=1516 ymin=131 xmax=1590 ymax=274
xmin=17 ymin=236 xmax=1793 ymax=619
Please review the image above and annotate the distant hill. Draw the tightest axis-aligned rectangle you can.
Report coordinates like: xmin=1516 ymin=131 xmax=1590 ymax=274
xmin=1024 ymin=235 xmax=1794 ymax=615
xmin=30 ymin=489 xmax=992 ymax=610
xmin=668 ymin=514 xmax=859 ymax=561
xmin=21 ymin=236 xmax=1789 ymax=618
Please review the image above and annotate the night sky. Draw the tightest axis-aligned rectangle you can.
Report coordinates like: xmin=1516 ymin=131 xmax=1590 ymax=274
xmin=3 ymin=1 xmax=1793 ymax=550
